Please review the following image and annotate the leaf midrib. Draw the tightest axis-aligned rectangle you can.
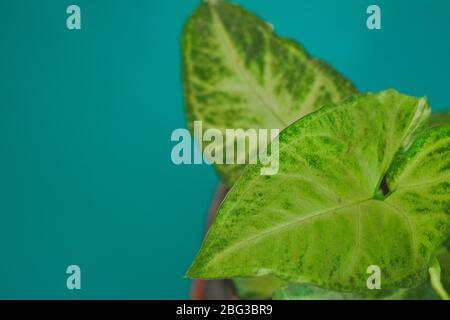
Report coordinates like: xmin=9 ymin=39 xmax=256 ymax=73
xmin=211 ymin=4 xmax=289 ymax=127
xmin=205 ymin=196 xmax=372 ymax=267
xmin=204 ymin=194 xmax=419 ymax=272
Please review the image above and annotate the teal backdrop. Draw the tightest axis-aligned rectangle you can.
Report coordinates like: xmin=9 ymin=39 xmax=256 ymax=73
xmin=0 ymin=0 xmax=450 ymax=299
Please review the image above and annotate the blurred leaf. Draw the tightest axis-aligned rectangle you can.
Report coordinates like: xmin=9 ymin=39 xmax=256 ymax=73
xmin=273 ymin=282 xmax=439 ymax=300
xmin=182 ymin=0 xmax=356 ymax=187
xmin=233 ymin=275 xmax=285 ymax=300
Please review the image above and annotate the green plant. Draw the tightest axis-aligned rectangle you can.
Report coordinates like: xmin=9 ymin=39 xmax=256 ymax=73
xmin=187 ymin=90 xmax=450 ymax=297
xmin=183 ymin=1 xmax=450 ymax=300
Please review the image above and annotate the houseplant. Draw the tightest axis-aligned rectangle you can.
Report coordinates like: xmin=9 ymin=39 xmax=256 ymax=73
xmin=182 ymin=0 xmax=450 ymax=300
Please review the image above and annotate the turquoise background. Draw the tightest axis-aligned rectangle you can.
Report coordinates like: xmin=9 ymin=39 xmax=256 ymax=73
xmin=0 ymin=0 xmax=449 ymax=299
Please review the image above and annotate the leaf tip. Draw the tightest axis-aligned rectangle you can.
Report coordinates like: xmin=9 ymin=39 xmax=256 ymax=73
xmin=185 ymin=259 xmax=205 ymax=279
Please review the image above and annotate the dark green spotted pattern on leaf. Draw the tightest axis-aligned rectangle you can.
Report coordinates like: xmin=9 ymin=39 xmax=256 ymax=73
xmin=182 ymin=0 xmax=356 ymax=187
xmin=187 ymin=90 xmax=450 ymax=292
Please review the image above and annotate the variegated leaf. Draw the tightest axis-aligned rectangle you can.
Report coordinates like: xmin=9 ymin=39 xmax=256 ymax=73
xmin=187 ymin=90 xmax=450 ymax=291
xmin=182 ymin=0 xmax=356 ymax=187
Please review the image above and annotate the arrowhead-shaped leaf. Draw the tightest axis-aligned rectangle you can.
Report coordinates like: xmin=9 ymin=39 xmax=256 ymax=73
xmin=182 ymin=0 xmax=357 ymax=187
xmin=187 ymin=90 xmax=450 ymax=291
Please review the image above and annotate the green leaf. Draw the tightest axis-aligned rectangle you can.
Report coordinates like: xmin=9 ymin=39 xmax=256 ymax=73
xmin=187 ymin=90 xmax=450 ymax=291
xmin=182 ymin=0 xmax=357 ymax=187
xmin=272 ymin=282 xmax=439 ymax=300
xmin=233 ymin=275 xmax=285 ymax=300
